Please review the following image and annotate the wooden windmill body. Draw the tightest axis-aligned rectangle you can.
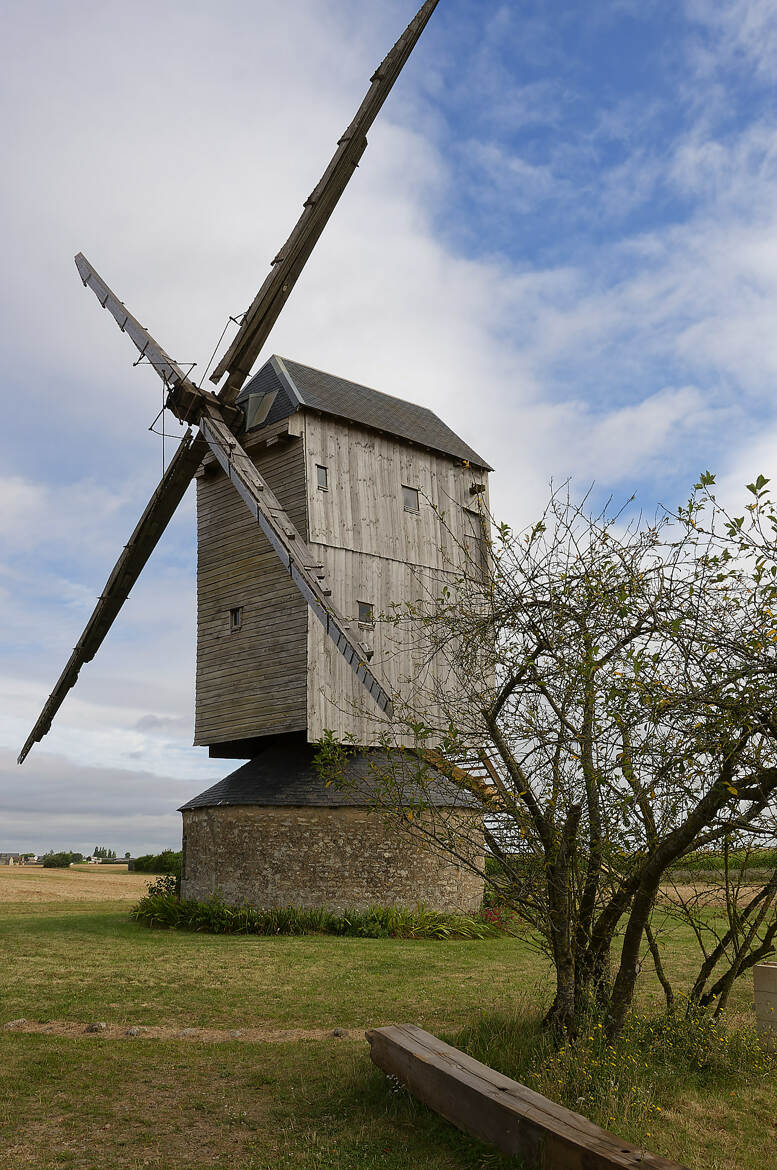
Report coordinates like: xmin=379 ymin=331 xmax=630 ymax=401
xmin=19 ymin=2 xmax=490 ymax=912
xmin=182 ymin=356 xmax=491 ymax=911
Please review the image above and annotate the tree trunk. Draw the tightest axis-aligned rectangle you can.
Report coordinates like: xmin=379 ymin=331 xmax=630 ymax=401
xmin=645 ymin=921 xmax=674 ymax=1010
xmin=606 ymin=884 xmax=656 ymax=1038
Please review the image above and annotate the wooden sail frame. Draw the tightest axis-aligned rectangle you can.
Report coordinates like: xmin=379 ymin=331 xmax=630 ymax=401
xmin=210 ymin=0 xmax=440 ymax=404
xmin=18 ymin=1 xmax=439 ymax=762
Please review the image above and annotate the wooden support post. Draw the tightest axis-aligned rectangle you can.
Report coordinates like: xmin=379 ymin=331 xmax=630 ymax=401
xmin=754 ymin=962 xmax=777 ymax=1043
xmin=366 ymin=1024 xmax=689 ymax=1170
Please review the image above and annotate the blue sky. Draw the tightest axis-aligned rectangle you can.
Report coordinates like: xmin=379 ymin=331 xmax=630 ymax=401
xmin=2 ymin=0 xmax=777 ymax=854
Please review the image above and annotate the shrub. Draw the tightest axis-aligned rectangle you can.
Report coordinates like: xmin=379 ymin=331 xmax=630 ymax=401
xmin=669 ymin=847 xmax=777 ymax=874
xmin=132 ymin=850 xmax=182 ymax=876
xmin=144 ymin=874 xmax=179 ymax=898
xmin=454 ymin=1002 xmax=777 ymax=1138
xmin=130 ymin=892 xmax=498 ymax=940
xmin=42 ymin=851 xmax=83 ymax=868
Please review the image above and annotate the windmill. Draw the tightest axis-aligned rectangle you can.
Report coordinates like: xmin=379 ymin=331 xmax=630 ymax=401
xmin=18 ymin=1 xmax=492 ymax=913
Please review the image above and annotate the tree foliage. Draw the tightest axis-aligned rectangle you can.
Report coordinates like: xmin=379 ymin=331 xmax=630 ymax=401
xmin=318 ymin=477 xmax=777 ymax=1038
xmin=42 ymin=851 xmax=83 ymax=868
xmin=132 ymin=849 xmax=182 ymax=876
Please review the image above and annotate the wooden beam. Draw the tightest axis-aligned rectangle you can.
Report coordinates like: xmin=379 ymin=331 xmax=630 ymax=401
xmin=18 ymin=429 xmax=208 ymax=763
xmin=754 ymin=962 xmax=777 ymax=1042
xmin=418 ymin=748 xmax=501 ymax=806
xmin=74 ymin=253 xmax=241 ymax=428
xmin=209 ymin=1 xmax=440 ymax=402
xmin=366 ymin=1025 xmax=689 ymax=1170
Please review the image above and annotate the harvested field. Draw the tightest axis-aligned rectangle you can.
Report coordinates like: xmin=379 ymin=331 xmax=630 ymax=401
xmin=659 ymin=882 xmax=764 ymax=907
xmin=0 ymin=865 xmax=150 ymax=903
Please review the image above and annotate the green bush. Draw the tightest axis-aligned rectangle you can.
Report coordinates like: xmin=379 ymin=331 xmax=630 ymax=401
xmin=454 ymin=1002 xmax=777 ymax=1138
xmin=482 ymin=852 xmax=543 ymax=911
xmin=42 ymin=851 xmax=83 ymax=868
xmin=144 ymin=874 xmax=179 ymax=898
xmin=130 ymin=891 xmax=497 ymax=940
xmin=670 ymin=847 xmax=777 ymax=873
xmin=132 ymin=850 xmax=182 ymax=876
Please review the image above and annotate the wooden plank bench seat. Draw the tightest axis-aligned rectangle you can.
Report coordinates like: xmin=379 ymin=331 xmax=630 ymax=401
xmin=366 ymin=1024 xmax=689 ymax=1169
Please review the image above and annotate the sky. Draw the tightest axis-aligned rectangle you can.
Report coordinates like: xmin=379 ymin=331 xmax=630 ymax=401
xmin=2 ymin=0 xmax=777 ymax=855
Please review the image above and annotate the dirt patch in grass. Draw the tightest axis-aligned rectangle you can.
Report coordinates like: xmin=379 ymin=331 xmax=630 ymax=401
xmin=3 ymin=1018 xmax=363 ymax=1043
xmin=0 ymin=866 xmax=149 ymax=903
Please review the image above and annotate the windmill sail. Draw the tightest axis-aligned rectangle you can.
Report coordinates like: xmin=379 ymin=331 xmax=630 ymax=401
xmin=75 ymin=253 xmax=193 ymax=391
xmin=210 ymin=0 xmax=440 ymax=402
xmin=199 ymin=414 xmax=393 ymax=716
xmin=18 ymin=1 xmax=437 ymax=761
xmin=17 ymin=430 xmax=208 ymax=764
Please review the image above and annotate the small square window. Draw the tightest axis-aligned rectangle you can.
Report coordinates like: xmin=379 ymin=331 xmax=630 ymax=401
xmin=316 ymin=464 xmax=329 ymax=491
xmin=358 ymin=601 xmax=374 ymax=625
xmin=402 ymin=485 xmax=420 ymax=513
xmin=229 ymin=606 xmax=243 ymax=632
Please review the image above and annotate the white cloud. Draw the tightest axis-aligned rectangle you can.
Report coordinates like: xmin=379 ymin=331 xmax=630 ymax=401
xmin=554 ymin=385 xmax=720 ymax=485
xmin=0 ymin=747 xmax=191 ymax=854
xmin=686 ymin=0 xmax=777 ymax=78
xmin=4 ymin=1 xmax=777 ymax=850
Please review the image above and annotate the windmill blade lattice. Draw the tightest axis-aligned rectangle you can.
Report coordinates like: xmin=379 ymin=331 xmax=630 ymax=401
xmin=18 ymin=0 xmax=440 ymax=763
xmin=75 ymin=253 xmax=193 ymax=391
xmin=17 ymin=429 xmax=208 ymax=763
xmin=210 ymin=0 xmax=440 ymax=403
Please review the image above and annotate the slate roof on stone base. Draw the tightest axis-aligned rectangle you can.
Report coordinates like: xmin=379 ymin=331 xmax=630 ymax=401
xmin=179 ymin=734 xmax=478 ymax=811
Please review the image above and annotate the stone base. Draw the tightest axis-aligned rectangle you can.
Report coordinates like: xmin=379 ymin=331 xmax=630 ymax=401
xmin=181 ymin=804 xmax=483 ymax=914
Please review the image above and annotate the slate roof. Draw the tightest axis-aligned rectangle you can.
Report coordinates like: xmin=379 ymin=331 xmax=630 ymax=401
xmin=237 ymin=355 xmax=491 ymax=470
xmin=179 ymin=735 xmax=478 ymax=811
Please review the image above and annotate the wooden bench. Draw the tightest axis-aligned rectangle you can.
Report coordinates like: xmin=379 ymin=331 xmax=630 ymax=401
xmin=366 ymin=1024 xmax=689 ymax=1169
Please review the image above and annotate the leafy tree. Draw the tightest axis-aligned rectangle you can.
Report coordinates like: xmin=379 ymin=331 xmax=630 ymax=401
xmin=42 ymin=851 xmax=83 ymax=868
xmin=132 ymin=850 xmax=181 ymax=876
xmin=318 ymin=477 xmax=777 ymax=1039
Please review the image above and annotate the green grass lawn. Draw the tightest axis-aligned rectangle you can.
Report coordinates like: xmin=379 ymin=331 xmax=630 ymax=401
xmin=1 ymin=1033 xmax=521 ymax=1170
xmin=0 ymin=902 xmax=547 ymax=1030
xmin=1 ymin=890 xmax=775 ymax=1169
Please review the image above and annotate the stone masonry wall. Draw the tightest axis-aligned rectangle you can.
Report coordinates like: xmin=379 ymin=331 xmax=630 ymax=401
xmin=181 ymin=805 xmax=484 ymax=914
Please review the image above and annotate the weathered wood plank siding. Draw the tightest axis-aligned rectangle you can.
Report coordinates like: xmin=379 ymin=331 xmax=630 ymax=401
xmin=306 ymin=414 xmax=487 ymax=565
xmin=304 ymin=416 xmax=490 ymax=745
xmin=194 ymin=430 xmax=309 ymax=746
xmin=195 ymin=407 xmax=490 ymax=749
